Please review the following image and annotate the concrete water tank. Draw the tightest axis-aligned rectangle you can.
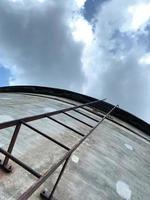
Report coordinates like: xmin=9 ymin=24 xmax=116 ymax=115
xmin=0 ymin=86 xmax=149 ymax=200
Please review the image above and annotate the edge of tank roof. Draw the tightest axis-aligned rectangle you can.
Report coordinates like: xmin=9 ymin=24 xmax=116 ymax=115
xmin=0 ymin=85 xmax=149 ymax=136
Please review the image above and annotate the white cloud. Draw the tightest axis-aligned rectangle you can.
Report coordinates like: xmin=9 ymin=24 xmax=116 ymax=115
xmin=128 ymin=3 xmax=150 ymax=31
xmin=82 ymin=0 xmax=150 ymax=122
xmin=0 ymin=0 xmax=150 ymax=122
xmin=139 ymin=53 xmax=150 ymax=64
xmin=38 ymin=0 xmax=46 ymax=3
xmin=71 ymin=17 xmax=93 ymax=45
xmin=75 ymin=0 xmax=86 ymax=8
xmin=0 ymin=0 xmax=84 ymax=92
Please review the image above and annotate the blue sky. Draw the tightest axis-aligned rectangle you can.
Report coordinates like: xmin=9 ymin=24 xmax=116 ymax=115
xmin=84 ymin=0 xmax=109 ymax=21
xmin=0 ymin=66 xmax=10 ymax=86
xmin=84 ymin=0 xmax=100 ymax=21
xmin=0 ymin=0 xmax=150 ymax=122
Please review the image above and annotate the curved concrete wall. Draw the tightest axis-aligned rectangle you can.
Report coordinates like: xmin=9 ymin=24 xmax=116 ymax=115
xmin=0 ymin=85 xmax=149 ymax=136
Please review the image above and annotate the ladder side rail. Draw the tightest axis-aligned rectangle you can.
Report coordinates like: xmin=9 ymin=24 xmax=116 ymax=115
xmin=17 ymin=105 xmax=118 ymax=200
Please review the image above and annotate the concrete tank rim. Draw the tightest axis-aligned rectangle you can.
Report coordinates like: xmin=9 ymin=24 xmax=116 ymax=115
xmin=0 ymin=85 xmax=149 ymax=136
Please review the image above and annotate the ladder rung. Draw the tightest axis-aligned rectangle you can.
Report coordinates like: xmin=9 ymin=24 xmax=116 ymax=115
xmin=47 ymin=116 xmax=85 ymax=137
xmin=63 ymin=112 xmax=94 ymax=128
xmin=82 ymin=107 xmax=104 ymax=118
xmin=0 ymin=148 xmax=41 ymax=178
xmin=74 ymin=110 xmax=99 ymax=122
xmin=22 ymin=122 xmax=70 ymax=151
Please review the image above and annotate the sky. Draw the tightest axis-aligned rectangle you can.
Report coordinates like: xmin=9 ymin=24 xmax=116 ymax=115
xmin=0 ymin=0 xmax=150 ymax=123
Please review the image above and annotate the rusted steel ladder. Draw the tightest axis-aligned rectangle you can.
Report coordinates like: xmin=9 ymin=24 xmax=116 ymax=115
xmin=0 ymin=98 xmax=118 ymax=200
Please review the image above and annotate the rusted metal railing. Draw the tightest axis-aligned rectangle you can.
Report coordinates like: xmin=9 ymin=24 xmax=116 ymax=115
xmin=0 ymin=98 xmax=118 ymax=200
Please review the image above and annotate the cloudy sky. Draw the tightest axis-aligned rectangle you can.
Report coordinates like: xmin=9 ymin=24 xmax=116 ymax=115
xmin=0 ymin=0 xmax=150 ymax=122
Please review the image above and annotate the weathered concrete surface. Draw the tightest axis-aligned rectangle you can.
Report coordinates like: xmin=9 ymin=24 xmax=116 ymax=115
xmin=0 ymin=93 xmax=150 ymax=200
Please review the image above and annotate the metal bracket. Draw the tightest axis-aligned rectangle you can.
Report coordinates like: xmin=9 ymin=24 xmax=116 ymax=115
xmin=0 ymin=159 xmax=13 ymax=173
xmin=40 ymin=156 xmax=70 ymax=200
xmin=40 ymin=189 xmax=57 ymax=200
